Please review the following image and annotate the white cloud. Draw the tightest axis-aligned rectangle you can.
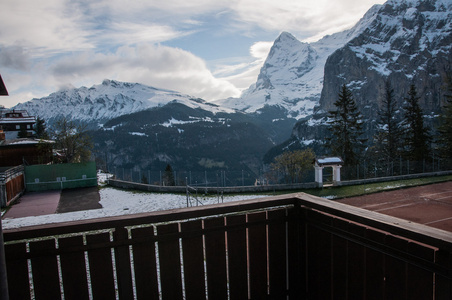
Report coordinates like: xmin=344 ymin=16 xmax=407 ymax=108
xmin=228 ymin=0 xmax=385 ymax=38
xmin=96 ymin=23 xmax=189 ymax=46
xmin=250 ymin=41 xmax=273 ymax=60
xmin=0 ymin=0 xmax=94 ymax=56
xmin=210 ymin=41 xmax=273 ymax=93
xmin=0 ymin=45 xmax=31 ymax=71
xmin=1 ymin=0 xmax=383 ymax=55
xmin=212 ymin=41 xmax=271 ymax=78
xmin=48 ymin=44 xmax=240 ymax=101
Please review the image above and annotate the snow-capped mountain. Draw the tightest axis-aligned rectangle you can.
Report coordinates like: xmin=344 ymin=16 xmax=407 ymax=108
xmin=320 ymin=0 xmax=452 ymax=116
xmin=215 ymin=4 xmax=382 ymax=119
xmin=13 ymin=79 xmax=235 ymax=127
xmin=11 ymin=78 xmax=296 ymax=173
xmin=260 ymin=0 xmax=452 ymax=160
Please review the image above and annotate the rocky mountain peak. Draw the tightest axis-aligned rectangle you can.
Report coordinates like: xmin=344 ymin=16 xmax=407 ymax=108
xmin=216 ymin=4 xmax=381 ymax=119
xmin=271 ymin=32 xmax=300 ymax=49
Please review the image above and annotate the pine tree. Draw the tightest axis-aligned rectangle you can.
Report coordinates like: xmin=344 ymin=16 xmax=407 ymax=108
xmin=17 ymin=125 xmax=29 ymax=138
xmin=34 ymin=116 xmax=48 ymax=139
xmin=402 ymin=84 xmax=430 ymax=162
xmin=373 ymin=81 xmax=401 ymax=164
xmin=437 ymin=74 xmax=452 ymax=158
xmin=163 ymin=164 xmax=175 ymax=186
xmin=326 ymin=84 xmax=366 ymax=166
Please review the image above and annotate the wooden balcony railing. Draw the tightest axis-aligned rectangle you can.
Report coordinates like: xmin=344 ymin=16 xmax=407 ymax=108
xmin=3 ymin=193 xmax=452 ymax=299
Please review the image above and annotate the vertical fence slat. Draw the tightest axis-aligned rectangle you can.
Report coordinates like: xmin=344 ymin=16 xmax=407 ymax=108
xmin=29 ymin=239 xmax=61 ymax=300
xmin=5 ymin=242 xmax=30 ymax=300
xmin=181 ymin=220 xmax=206 ymax=300
xmin=226 ymin=214 xmax=248 ymax=299
xmin=157 ymin=223 xmax=183 ymax=300
xmin=288 ymin=205 xmax=303 ymax=299
xmin=131 ymin=226 xmax=159 ymax=300
xmin=435 ymin=249 xmax=452 ymax=300
xmin=204 ymin=217 xmax=228 ymax=300
xmin=267 ymin=209 xmax=288 ymax=298
xmin=384 ymin=235 xmax=408 ymax=300
xmin=406 ymin=242 xmax=435 ymax=300
xmin=59 ymin=236 xmax=89 ymax=300
xmin=306 ymin=210 xmax=332 ymax=299
xmin=86 ymin=232 xmax=116 ymax=300
xmin=331 ymin=218 xmax=348 ymax=299
xmin=114 ymin=227 xmax=134 ymax=299
xmin=248 ymin=211 xmax=268 ymax=299
xmin=365 ymin=229 xmax=386 ymax=300
xmin=347 ymin=223 xmax=366 ymax=299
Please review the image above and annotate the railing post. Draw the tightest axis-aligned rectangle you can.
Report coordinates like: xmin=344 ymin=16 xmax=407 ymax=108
xmin=0 ymin=218 xmax=9 ymax=300
xmin=114 ymin=227 xmax=134 ymax=298
xmin=287 ymin=202 xmax=305 ymax=298
xmin=186 ymin=179 xmax=189 ymax=207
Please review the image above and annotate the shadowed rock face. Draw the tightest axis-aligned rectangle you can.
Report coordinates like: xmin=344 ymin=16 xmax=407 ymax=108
xmin=320 ymin=0 xmax=452 ymax=119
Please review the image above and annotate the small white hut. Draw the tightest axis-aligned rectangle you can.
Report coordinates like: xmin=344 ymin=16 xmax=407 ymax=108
xmin=314 ymin=157 xmax=344 ymax=187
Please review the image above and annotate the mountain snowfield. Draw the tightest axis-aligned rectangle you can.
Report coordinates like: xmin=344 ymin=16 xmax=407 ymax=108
xmin=351 ymin=0 xmax=452 ymax=76
xmin=319 ymin=0 xmax=452 ymax=112
xmin=14 ymin=79 xmax=235 ymax=127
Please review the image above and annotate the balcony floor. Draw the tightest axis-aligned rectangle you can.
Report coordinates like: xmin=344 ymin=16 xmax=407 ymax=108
xmin=338 ymin=181 xmax=452 ymax=232
xmin=2 ymin=190 xmax=60 ymax=218
xmin=2 ymin=187 xmax=100 ymax=219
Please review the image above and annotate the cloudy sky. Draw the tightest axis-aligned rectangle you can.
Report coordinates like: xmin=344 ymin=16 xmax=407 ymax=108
xmin=0 ymin=0 xmax=385 ymax=108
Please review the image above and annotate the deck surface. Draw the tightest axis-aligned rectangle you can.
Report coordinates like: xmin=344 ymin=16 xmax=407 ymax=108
xmin=338 ymin=181 xmax=452 ymax=232
xmin=2 ymin=187 xmax=100 ymax=219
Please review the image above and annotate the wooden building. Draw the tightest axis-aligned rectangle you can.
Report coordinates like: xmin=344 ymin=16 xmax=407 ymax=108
xmin=0 ymin=134 xmax=53 ymax=167
xmin=0 ymin=107 xmax=36 ymax=139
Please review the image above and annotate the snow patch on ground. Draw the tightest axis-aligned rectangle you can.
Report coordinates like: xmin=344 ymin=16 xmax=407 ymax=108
xmin=2 ymin=187 xmax=270 ymax=229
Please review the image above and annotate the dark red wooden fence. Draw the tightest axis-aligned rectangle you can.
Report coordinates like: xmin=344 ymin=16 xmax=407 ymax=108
xmin=3 ymin=193 xmax=452 ymax=299
xmin=5 ymin=174 xmax=24 ymax=204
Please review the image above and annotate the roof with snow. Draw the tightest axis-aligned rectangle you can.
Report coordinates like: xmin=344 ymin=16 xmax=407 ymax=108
xmin=315 ymin=157 xmax=344 ymax=166
xmin=0 ymin=138 xmax=55 ymax=146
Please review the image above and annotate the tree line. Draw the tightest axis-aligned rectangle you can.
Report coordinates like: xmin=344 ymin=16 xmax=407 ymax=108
xmin=271 ymin=75 xmax=452 ymax=182
xmin=33 ymin=117 xmax=93 ymax=164
xmin=328 ymin=80 xmax=451 ymax=170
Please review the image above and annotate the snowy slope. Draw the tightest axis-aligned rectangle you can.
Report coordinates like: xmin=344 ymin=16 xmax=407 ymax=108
xmin=320 ymin=0 xmax=452 ymax=113
xmin=349 ymin=0 xmax=452 ymax=76
xmin=13 ymin=79 xmax=235 ymax=127
xmin=215 ymin=4 xmax=382 ymax=119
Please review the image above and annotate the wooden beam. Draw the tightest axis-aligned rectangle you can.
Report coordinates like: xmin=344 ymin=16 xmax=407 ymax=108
xmin=0 ymin=75 xmax=8 ymax=96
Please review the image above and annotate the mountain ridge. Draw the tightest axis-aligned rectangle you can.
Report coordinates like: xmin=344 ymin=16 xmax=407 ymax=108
xmin=14 ymin=79 xmax=235 ymax=127
xmin=214 ymin=3 xmax=383 ymax=119
xmin=319 ymin=0 xmax=452 ymax=115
